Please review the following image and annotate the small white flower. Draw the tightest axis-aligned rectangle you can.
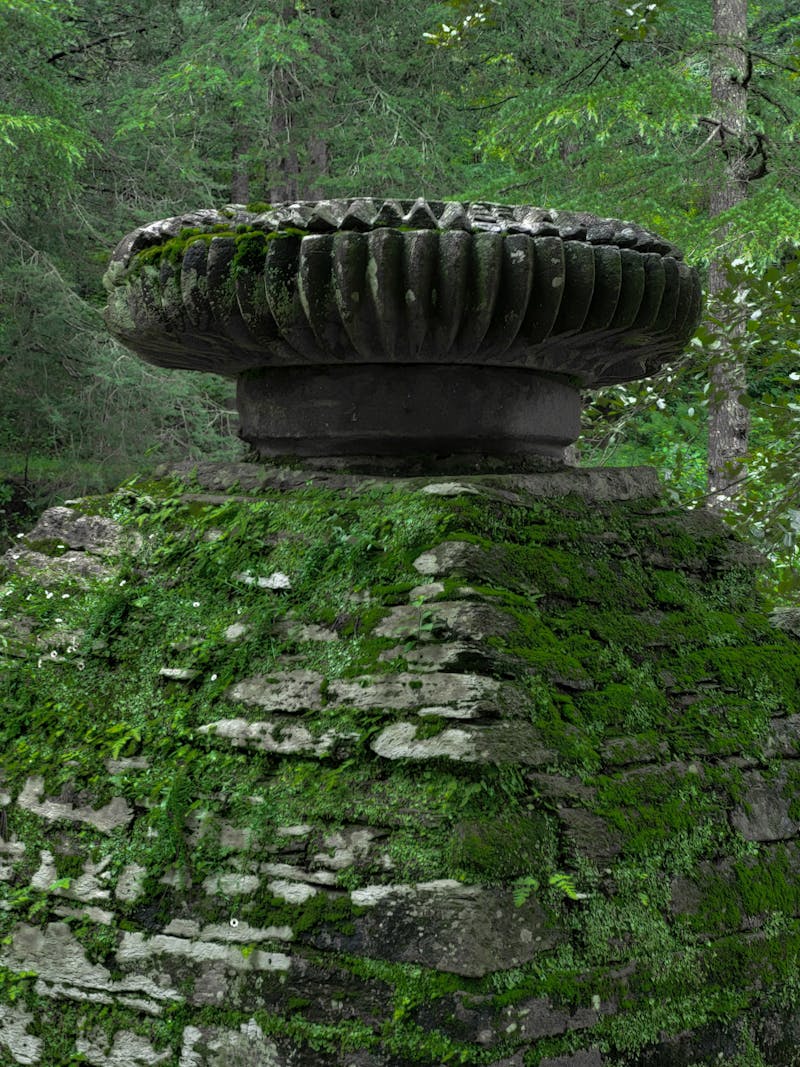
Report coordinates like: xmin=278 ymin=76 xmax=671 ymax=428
xmin=45 ymin=591 xmax=53 ymax=599
xmin=67 ymin=646 xmax=75 ymax=654
xmin=16 ymin=533 xmax=24 ymax=539
xmin=192 ymin=601 xmax=200 ymax=607
xmin=229 ymin=917 xmax=239 ymax=928
xmin=76 ymin=661 xmax=85 ymax=671
xmin=119 ymin=579 xmax=127 ymax=587
xmin=210 ymin=673 xmax=218 ymax=682
xmin=57 ymin=544 xmax=65 ymax=549
xmin=54 ymin=617 xmax=63 ymax=623
xmin=61 ymin=594 xmax=70 ymax=599
xmin=50 ymin=650 xmax=58 ymax=659
xmin=656 ymin=398 xmax=666 ymax=410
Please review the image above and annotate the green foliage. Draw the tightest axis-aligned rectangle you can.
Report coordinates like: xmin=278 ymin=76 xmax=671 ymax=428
xmin=0 ymin=0 xmax=98 ymax=213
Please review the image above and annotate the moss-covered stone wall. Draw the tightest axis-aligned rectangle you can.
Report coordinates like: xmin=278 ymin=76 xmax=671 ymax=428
xmin=1 ymin=464 xmax=800 ymax=1066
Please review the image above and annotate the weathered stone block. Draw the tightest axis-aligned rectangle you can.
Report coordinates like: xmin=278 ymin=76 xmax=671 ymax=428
xmin=316 ymin=880 xmax=562 ymax=976
xmin=370 ymin=720 xmax=557 ymax=765
xmin=730 ymin=768 xmax=800 ymax=842
xmin=17 ymin=776 xmax=133 ymax=833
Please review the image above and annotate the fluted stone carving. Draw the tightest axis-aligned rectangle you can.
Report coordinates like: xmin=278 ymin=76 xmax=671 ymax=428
xmin=104 ymin=199 xmax=702 ymax=464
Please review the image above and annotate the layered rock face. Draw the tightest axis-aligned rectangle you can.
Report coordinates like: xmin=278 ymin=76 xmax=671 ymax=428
xmin=103 ymin=200 xmax=701 ymax=465
xmin=2 ymin=464 xmax=800 ymax=1066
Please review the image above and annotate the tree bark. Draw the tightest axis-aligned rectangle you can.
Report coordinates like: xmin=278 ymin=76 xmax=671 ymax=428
xmin=267 ymin=2 xmax=329 ymax=203
xmin=230 ymin=128 xmax=250 ymax=204
xmin=706 ymin=0 xmax=750 ymax=510
xmin=267 ymin=3 xmax=297 ymax=202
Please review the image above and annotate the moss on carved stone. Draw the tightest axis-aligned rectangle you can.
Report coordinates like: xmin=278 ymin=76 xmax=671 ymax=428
xmin=129 ymin=224 xmax=309 ymax=277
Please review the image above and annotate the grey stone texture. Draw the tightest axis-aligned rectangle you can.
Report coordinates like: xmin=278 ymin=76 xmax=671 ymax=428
xmin=730 ymin=768 xmax=800 ymax=841
xmin=17 ymin=776 xmax=133 ymax=833
xmin=237 ymin=363 xmax=581 ymax=460
xmin=0 ymin=1005 xmax=42 ymax=1065
xmin=316 ymin=880 xmax=562 ymax=976
xmin=374 ymin=600 xmax=517 ymax=641
xmin=1 ymin=546 xmax=115 ymax=584
xmin=104 ymin=199 xmax=700 ymax=463
xmin=104 ymin=201 xmax=699 ymax=382
xmin=24 ymin=507 xmax=134 ymax=556
xmin=160 ymin=458 xmax=663 ymax=498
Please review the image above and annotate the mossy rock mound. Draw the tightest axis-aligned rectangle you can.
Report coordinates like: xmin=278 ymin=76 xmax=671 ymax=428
xmin=1 ymin=464 xmax=800 ymax=1066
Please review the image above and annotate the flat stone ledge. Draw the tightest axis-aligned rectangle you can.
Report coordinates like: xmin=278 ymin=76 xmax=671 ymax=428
xmin=313 ymin=878 xmax=562 ymax=976
xmin=0 ymin=1004 xmax=42 ymax=1066
xmin=76 ymin=1029 xmax=172 ymax=1066
xmin=160 ymin=460 xmax=662 ymax=500
xmin=224 ymin=669 xmax=518 ymax=715
xmin=370 ymin=720 xmax=557 ymax=765
xmin=24 ymin=507 xmax=138 ymax=557
xmin=197 ymin=718 xmax=358 ymax=757
xmin=2 ymin=923 xmax=178 ymax=1009
xmin=17 ymin=776 xmax=133 ymax=833
xmin=1 ymin=547 xmax=116 ymax=584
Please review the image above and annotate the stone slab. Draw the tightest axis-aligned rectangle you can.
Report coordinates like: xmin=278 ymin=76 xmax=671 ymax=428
xmin=225 ymin=669 xmax=517 ymax=715
xmin=730 ymin=769 xmax=800 ymax=842
xmin=0 ymin=1005 xmax=42 ymax=1066
xmin=161 ymin=461 xmax=661 ymax=501
xmin=24 ymin=507 xmax=136 ymax=556
xmin=316 ymin=880 xmax=562 ymax=976
xmin=2 ymin=923 xmax=177 ymax=1010
xmin=17 ymin=776 xmax=133 ymax=833
xmin=371 ymin=720 xmax=556 ymax=765
xmin=374 ymin=601 xmax=516 ymax=641
xmin=197 ymin=718 xmax=358 ymax=757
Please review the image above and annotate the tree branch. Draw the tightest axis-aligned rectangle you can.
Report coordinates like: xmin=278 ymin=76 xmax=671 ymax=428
xmin=558 ymin=38 xmax=625 ymax=90
xmin=455 ymin=95 xmax=519 ymax=112
xmin=748 ymin=49 xmax=800 ymax=75
xmin=749 ymin=85 xmax=794 ymax=123
xmin=47 ymin=26 xmax=150 ymax=64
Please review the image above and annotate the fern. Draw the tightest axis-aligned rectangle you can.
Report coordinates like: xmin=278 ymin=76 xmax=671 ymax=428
xmin=549 ymin=871 xmax=589 ymax=901
xmin=512 ymin=876 xmax=539 ymax=907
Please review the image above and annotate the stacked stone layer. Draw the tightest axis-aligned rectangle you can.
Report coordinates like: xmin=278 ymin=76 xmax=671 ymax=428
xmin=2 ymin=466 xmax=799 ymax=1066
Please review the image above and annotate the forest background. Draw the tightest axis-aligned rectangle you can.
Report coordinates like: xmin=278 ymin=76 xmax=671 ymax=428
xmin=1 ymin=0 xmax=799 ymax=598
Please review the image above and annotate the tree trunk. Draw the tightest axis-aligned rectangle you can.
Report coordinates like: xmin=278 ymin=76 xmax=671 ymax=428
xmin=706 ymin=0 xmax=750 ymax=510
xmin=268 ymin=2 xmax=329 ymax=203
xmin=268 ymin=2 xmax=300 ymax=203
xmin=230 ymin=128 xmax=250 ymax=204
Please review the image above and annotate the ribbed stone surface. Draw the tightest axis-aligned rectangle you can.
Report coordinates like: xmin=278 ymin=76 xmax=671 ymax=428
xmin=104 ymin=201 xmax=701 ymax=386
xmin=103 ymin=199 xmax=702 ymax=465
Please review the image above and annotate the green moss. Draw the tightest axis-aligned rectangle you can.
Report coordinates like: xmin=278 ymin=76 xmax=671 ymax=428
xmin=240 ymin=889 xmax=367 ymax=937
xmin=650 ymin=568 xmax=702 ymax=608
xmin=127 ymin=224 xmax=309 ymax=278
xmin=576 ymin=681 xmax=668 ymax=730
xmin=448 ymin=812 xmax=557 ymax=881
xmin=4 ymin=474 xmax=800 ymax=1063
xmin=735 ymin=847 xmax=800 ymax=916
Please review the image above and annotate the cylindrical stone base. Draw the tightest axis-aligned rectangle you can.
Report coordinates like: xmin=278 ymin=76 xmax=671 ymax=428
xmin=237 ymin=364 xmax=581 ymax=468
